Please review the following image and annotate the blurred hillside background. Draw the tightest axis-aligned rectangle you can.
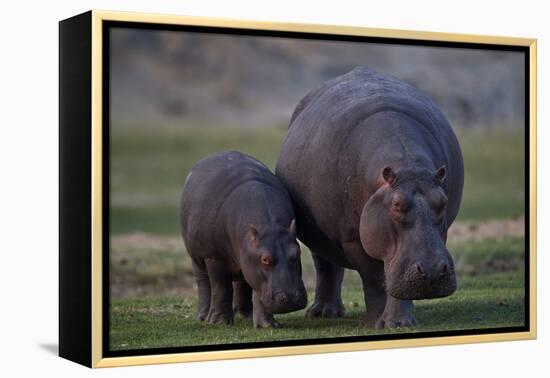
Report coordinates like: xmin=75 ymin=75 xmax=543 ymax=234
xmin=109 ymin=27 xmax=526 ymax=350
xmin=111 ymin=28 xmax=524 ymax=129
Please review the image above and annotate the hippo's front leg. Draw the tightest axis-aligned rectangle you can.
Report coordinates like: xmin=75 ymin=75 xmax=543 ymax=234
xmin=375 ymin=296 xmax=417 ymax=329
xmin=204 ymin=259 xmax=234 ymax=325
xmin=360 ymin=269 xmax=417 ymax=328
xmin=350 ymin=243 xmax=417 ymax=328
xmin=252 ymin=291 xmax=281 ymax=328
xmin=361 ymin=281 xmax=386 ymax=327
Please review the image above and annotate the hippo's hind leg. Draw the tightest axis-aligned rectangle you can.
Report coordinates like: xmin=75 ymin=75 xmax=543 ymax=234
xmin=191 ymin=259 xmax=210 ymax=321
xmin=306 ymin=253 xmax=346 ymax=318
xmin=298 ymin=218 xmax=346 ymax=318
xmin=233 ymin=280 xmax=253 ymax=318
xmin=204 ymin=258 xmax=234 ymax=325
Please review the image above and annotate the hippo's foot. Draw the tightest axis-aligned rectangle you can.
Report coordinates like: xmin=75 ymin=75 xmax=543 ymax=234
xmin=374 ymin=312 xmax=417 ymax=329
xmin=372 ymin=297 xmax=417 ymax=329
xmin=197 ymin=310 xmax=209 ymax=321
xmin=253 ymin=314 xmax=281 ymax=328
xmin=306 ymin=300 xmax=345 ymax=319
xmin=307 ymin=255 xmax=345 ymax=318
xmin=206 ymin=310 xmax=234 ymax=325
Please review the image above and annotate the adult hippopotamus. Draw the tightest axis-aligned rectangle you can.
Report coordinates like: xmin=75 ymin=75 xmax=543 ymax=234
xmin=276 ymin=67 xmax=464 ymax=328
xmin=180 ymin=151 xmax=307 ymax=328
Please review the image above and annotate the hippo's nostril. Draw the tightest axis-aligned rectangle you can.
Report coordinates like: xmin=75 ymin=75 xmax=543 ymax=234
xmin=413 ymin=262 xmax=426 ymax=277
xmin=438 ymin=261 xmax=449 ymax=276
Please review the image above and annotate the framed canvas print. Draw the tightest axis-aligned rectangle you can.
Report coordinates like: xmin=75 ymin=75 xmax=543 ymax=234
xmin=59 ymin=10 xmax=537 ymax=368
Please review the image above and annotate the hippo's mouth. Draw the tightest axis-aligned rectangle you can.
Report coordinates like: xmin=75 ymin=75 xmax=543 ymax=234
xmin=262 ymin=290 xmax=308 ymax=314
xmin=271 ymin=295 xmax=308 ymax=314
xmin=384 ymin=257 xmax=457 ymax=300
xmin=385 ymin=268 xmax=457 ymax=300
xmin=387 ymin=278 xmax=457 ymax=300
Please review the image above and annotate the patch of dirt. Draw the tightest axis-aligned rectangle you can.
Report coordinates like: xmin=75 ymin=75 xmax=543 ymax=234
xmin=448 ymin=216 xmax=524 ymax=244
xmin=110 ymin=233 xmax=191 ymax=298
xmin=454 ymin=256 xmax=523 ymax=276
xmin=110 ymin=273 xmax=195 ymax=298
xmin=111 ymin=232 xmax=182 ymax=252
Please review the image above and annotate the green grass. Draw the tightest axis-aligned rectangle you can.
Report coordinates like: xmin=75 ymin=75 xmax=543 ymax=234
xmin=110 ymin=271 xmax=524 ymax=350
xmin=110 ymin=126 xmax=525 ymax=235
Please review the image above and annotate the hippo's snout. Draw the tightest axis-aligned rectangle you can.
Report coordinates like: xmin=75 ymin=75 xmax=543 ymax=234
xmin=386 ymin=256 xmax=457 ymax=300
xmin=270 ymin=288 xmax=308 ymax=314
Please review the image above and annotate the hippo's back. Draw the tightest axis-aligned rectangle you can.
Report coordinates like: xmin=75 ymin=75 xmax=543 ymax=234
xmin=286 ymin=67 xmax=457 ymax=149
xmin=181 ymin=151 xmax=279 ymax=235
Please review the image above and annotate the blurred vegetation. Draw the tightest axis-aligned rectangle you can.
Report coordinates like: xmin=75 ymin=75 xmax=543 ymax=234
xmin=111 ymin=29 xmax=525 ymax=129
xmin=110 ymin=126 xmax=524 ymax=236
xmin=457 ymin=129 xmax=525 ymax=221
xmin=110 ymin=126 xmax=285 ymax=235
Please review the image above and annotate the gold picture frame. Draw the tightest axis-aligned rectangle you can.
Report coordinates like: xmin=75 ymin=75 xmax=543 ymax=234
xmin=59 ymin=9 xmax=537 ymax=368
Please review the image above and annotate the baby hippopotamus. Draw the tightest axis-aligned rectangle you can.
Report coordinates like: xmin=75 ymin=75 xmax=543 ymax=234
xmin=180 ymin=151 xmax=307 ymax=328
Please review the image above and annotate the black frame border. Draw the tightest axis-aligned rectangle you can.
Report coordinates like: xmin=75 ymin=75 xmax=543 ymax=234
xmin=59 ymin=11 xmax=93 ymax=367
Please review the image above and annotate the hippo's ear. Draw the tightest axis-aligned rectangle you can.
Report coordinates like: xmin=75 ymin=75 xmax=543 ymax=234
xmin=435 ymin=165 xmax=446 ymax=184
xmin=382 ymin=166 xmax=397 ymax=186
xmin=289 ymin=219 xmax=296 ymax=234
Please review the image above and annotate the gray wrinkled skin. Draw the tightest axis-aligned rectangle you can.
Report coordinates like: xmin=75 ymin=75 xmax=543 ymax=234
xmin=276 ymin=67 xmax=464 ymax=328
xmin=181 ymin=151 xmax=307 ymax=328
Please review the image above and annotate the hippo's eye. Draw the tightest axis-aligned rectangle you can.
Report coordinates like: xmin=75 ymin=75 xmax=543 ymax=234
xmin=432 ymin=192 xmax=448 ymax=215
xmin=389 ymin=195 xmax=410 ymax=224
xmin=391 ymin=197 xmax=408 ymax=214
xmin=260 ymin=253 xmax=273 ymax=270
xmin=435 ymin=200 xmax=447 ymax=213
